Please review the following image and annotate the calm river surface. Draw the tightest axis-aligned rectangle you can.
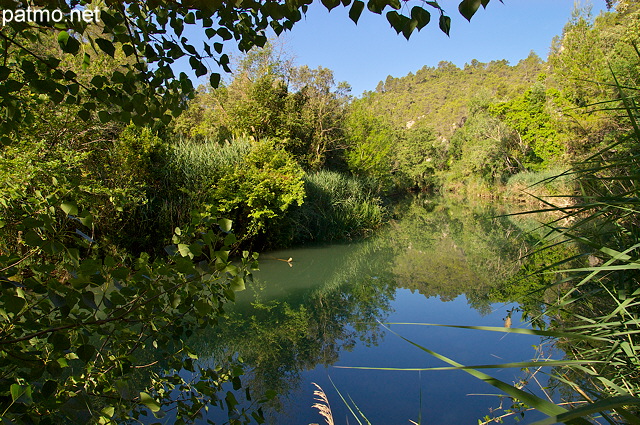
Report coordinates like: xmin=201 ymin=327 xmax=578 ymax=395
xmin=196 ymin=197 xmax=556 ymax=424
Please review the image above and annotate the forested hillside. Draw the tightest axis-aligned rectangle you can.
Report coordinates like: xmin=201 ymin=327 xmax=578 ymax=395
xmin=348 ymin=3 xmax=640 ymax=194
xmin=366 ymin=53 xmax=545 ymax=139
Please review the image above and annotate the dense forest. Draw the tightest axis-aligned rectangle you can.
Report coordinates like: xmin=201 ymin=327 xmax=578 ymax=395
xmin=1 ymin=0 xmax=639 ymax=424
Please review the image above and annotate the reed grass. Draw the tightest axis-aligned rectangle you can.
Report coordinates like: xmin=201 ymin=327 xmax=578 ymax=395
xmin=151 ymin=137 xmax=252 ymax=235
xmin=311 ymin=383 xmax=335 ymax=425
xmin=273 ymin=170 xmax=386 ymax=246
xmin=525 ymin=74 xmax=640 ymax=421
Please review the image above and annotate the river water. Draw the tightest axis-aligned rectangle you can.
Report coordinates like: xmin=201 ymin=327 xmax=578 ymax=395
xmin=196 ymin=197 xmax=557 ymax=424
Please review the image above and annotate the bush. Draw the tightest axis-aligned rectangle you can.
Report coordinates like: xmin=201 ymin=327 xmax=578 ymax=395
xmin=212 ymin=139 xmax=306 ymax=238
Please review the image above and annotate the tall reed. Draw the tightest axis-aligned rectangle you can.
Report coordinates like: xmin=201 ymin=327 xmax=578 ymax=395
xmin=272 ymin=170 xmax=386 ymax=246
xmin=151 ymin=137 xmax=251 ymax=236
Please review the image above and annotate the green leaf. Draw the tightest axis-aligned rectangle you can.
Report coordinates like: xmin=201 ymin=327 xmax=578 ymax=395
xmin=367 ymin=0 xmax=384 ymax=14
xmin=337 ymin=359 xmax=601 ymax=371
xmin=411 ymin=6 xmax=431 ymax=30
xmin=225 ymin=391 xmax=238 ymax=412
xmin=217 ymin=27 xmax=232 ymax=40
xmin=194 ymin=299 xmax=211 ymax=315
xmin=57 ymin=31 xmax=69 ymax=45
xmin=349 ymin=0 xmax=365 ymax=23
xmin=101 ymin=406 xmax=115 ymax=418
xmin=388 ymin=0 xmax=401 ymax=9
xmin=0 ymin=65 xmax=10 ymax=80
xmin=3 ymin=295 xmax=26 ymax=314
xmin=224 ymin=233 xmax=237 ymax=246
xmin=4 ymin=79 xmax=23 ymax=92
xmin=218 ymin=218 xmax=232 ymax=232
xmin=321 ymin=0 xmax=341 ymax=11
xmin=139 ymin=392 xmax=161 ymax=412
xmin=50 ymin=332 xmax=71 ymax=351
xmin=529 ymin=396 xmax=640 ymax=425
xmin=79 ymin=213 xmax=93 ymax=227
xmin=210 ymin=73 xmax=221 ymax=88
xmin=386 ymin=11 xmax=404 ymax=34
xmin=24 ymin=230 xmax=44 ymax=247
xmin=439 ymin=14 xmax=451 ymax=36
xmin=384 ymin=322 xmax=609 ymax=342
xmin=458 ymin=0 xmax=482 ymax=21
xmin=78 ymin=108 xmax=91 ymax=121
xmin=76 ymin=344 xmax=95 ymax=363
xmin=21 ymin=60 xmax=35 ymax=75
xmin=230 ymin=275 xmax=245 ymax=291
xmin=60 ymin=202 xmax=78 ymax=216
xmin=402 ymin=18 xmax=418 ymax=39
xmin=41 ymin=380 xmax=58 ymax=399
xmin=98 ymin=110 xmax=111 ymax=123
xmin=58 ymin=33 xmax=80 ymax=54
xmin=10 ymin=384 xmax=32 ymax=404
xmin=81 ymin=292 xmax=98 ymax=310
xmin=96 ymin=38 xmax=116 ymax=57
xmin=177 ymin=244 xmax=193 ymax=258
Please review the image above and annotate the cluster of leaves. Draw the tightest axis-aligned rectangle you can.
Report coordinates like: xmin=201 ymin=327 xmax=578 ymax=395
xmin=213 ymin=139 xmax=306 ymax=239
xmin=489 ymin=80 xmax=568 ymax=170
xmin=0 ymin=182 xmax=267 ymax=424
xmin=342 ymin=100 xmax=396 ymax=188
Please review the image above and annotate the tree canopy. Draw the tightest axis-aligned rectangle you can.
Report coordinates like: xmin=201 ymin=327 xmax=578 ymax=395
xmin=0 ymin=0 xmax=498 ymax=138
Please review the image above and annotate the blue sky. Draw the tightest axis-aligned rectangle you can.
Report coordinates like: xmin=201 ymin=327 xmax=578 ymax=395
xmin=186 ymin=1 xmax=607 ymax=96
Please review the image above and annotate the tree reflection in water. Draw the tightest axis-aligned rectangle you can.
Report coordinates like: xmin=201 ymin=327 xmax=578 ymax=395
xmin=187 ymin=196 xmax=564 ymax=422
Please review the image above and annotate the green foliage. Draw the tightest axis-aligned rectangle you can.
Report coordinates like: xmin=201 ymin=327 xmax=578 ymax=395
xmin=0 ymin=124 xmax=161 ymax=254
xmin=273 ymin=170 xmax=386 ymax=245
xmin=439 ymin=93 xmax=522 ymax=192
xmin=549 ymin=3 xmax=640 ymax=108
xmin=213 ymin=139 xmax=306 ymax=238
xmin=344 ymin=100 xmax=396 ymax=189
xmin=0 ymin=185 xmax=263 ymax=424
xmin=109 ymin=124 xmax=166 ymax=192
xmin=489 ymin=81 xmax=567 ymax=170
xmin=394 ymin=122 xmax=447 ymax=189
xmin=173 ymin=43 xmax=350 ymax=170
xmin=503 ymin=167 xmax=576 ymax=203
xmin=158 ymin=138 xmax=250 ymax=232
xmin=363 ymin=53 xmax=545 ymax=141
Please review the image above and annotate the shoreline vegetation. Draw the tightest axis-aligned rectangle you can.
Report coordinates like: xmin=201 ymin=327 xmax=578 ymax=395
xmin=1 ymin=1 xmax=640 ymax=424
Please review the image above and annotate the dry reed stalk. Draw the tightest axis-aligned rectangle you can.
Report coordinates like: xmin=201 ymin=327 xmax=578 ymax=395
xmin=311 ymin=382 xmax=335 ymax=425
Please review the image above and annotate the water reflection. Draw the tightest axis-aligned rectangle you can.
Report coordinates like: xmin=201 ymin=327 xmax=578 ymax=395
xmin=193 ymin=196 xmax=550 ymax=424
